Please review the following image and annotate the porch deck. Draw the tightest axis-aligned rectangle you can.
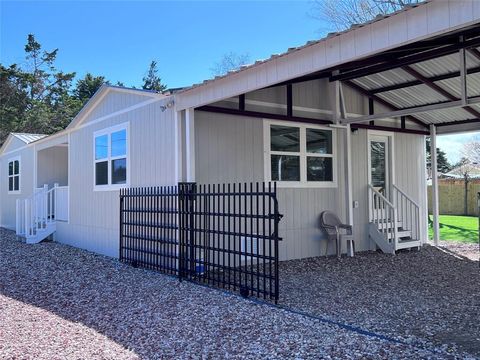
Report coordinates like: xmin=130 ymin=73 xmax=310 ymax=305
xmin=279 ymin=243 xmax=479 ymax=356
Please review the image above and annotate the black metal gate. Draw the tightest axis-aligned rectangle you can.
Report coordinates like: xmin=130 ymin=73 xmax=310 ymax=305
xmin=120 ymin=182 xmax=282 ymax=302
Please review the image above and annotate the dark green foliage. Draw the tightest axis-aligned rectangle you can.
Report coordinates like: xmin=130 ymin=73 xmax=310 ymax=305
xmin=0 ymin=34 xmax=79 ymax=145
xmin=142 ymin=61 xmax=167 ymax=92
xmin=426 ymin=137 xmax=451 ymax=174
xmin=1 ymin=35 xmax=168 ymax=147
xmin=73 ymin=73 xmax=107 ymax=104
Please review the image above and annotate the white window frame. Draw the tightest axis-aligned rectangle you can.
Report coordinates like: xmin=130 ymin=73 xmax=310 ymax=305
xmin=7 ymin=156 xmax=21 ymax=194
xmin=263 ymin=120 xmax=337 ymax=188
xmin=93 ymin=122 xmax=130 ymax=191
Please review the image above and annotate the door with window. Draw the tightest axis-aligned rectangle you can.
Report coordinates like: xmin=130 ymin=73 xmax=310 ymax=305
xmin=368 ymin=134 xmax=391 ymax=199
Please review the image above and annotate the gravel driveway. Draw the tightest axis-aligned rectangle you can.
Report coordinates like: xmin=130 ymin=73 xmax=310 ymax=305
xmin=280 ymin=243 xmax=480 ymax=357
xmin=0 ymin=228 xmax=477 ymax=359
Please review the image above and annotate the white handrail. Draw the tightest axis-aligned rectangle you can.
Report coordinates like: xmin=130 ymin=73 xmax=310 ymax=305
xmin=392 ymin=184 xmax=420 ymax=242
xmin=392 ymin=184 xmax=420 ymax=208
xmin=368 ymin=185 xmax=395 ymax=208
xmin=15 ymin=184 xmax=68 ymax=238
xmin=368 ymin=184 xmax=398 ymax=249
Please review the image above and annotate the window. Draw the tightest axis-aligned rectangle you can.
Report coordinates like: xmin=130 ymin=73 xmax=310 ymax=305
xmin=94 ymin=123 xmax=129 ymax=190
xmin=265 ymin=121 xmax=336 ymax=187
xmin=8 ymin=157 xmax=20 ymax=193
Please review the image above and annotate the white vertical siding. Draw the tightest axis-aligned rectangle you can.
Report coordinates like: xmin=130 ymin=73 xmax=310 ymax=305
xmin=55 ymin=101 xmax=176 ymax=257
xmin=195 ymin=110 xmax=345 ymax=261
xmin=37 ymin=146 xmax=68 ymax=187
xmin=195 ymin=111 xmax=428 ymax=261
xmin=0 ymin=147 xmax=35 ymax=229
xmin=393 ymin=132 xmax=428 ymax=242
xmin=350 ymin=129 xmax=371 ymax=250
xmin=2 ymin=137 xmax=28 ymax=153
xmin=81 ymin=92 xmax=155 ymax=126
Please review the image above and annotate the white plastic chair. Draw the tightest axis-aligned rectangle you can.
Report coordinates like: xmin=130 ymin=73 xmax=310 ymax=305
xmin=320 ymin=211 xmax=355 ymax=258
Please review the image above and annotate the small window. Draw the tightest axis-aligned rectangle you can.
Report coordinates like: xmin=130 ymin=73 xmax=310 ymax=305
xmin=94 ymin=124 xmax=128 ymax=190
xmin=271 ymin=155 xmax=300 ymax=181
xmin=265 ymin=122 xmax=336 ymax=187
xmin=8 ymin=157 xmax=20 ymax=193
xmin=270 ymin=125 xmax=300 ymax=152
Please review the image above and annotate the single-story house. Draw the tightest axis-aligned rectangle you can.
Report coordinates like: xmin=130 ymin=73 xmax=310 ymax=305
xmin=1 ymin=0 xmax=479 ymax=261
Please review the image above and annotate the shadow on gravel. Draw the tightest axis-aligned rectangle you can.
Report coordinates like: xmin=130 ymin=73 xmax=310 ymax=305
xmin=278 ymin=245 xmax=480 ymax=356
xmin=1 ymin=227 xmax=478 ymax=358
xmin=0 ymin=229 xmax=246 ymax=358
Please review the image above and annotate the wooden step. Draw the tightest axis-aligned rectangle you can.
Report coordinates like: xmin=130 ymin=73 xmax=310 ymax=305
xmin=377 ymin=229 xmax=411 ymax=240
xmin=396 ymin=238 xmax=421 ymax=250
xmin=368 ymin=223 xmax=395 ymax=254
xmin=26 ymin=223 xmax=56 ymax=244
xmin=375 ymin=221 xmax=403 ymax=230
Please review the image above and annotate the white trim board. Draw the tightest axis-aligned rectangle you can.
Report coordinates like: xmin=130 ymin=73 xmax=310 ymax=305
xmin=263 ymin=119 xmax=338 ymax=188
xmin=7 ymin=155 xmax=21 ymax=195
xmin=0 ymin=96 xmax=169 ymax=159
xmin=93 ymin=122 xmax=131 ymax=192
xmin=176 ymin=0 xmax=480 ymax=110
xmin=67 ymin=85 xmax=165 ymax=130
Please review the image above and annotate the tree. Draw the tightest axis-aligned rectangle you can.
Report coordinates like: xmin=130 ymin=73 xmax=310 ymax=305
xmin=0 ymin=64 xmax=30 ymax=143
xmin=210 ymin=52 xmax=250 ymax=77
xmin=142 ymin=61 xmax=167 ymax=92
xmin=461 ymin=140 xmax=480 ymax=164
xmin=0 ymin=34 xmax=79 ymax=145
xmin=311 ymin=0 xmax=422 ymax=31
xmin=447 ymin=157 xmax=477 ymax=215
xmin=73 ymin=73 xmax=107 ymax=104
xmin=426 ymin=137 xmax=451 ymax=175
xmin=23 ymin=34 xmax=76 ymax=106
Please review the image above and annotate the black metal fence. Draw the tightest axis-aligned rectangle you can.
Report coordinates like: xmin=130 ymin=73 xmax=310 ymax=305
xmin=119 ymin=182 xmax=282 ymax=302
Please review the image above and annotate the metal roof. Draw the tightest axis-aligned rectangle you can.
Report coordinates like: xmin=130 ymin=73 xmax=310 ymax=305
xmin=11 ymin=133 xmax=47 ymax=144
xmin=177 ymin=2 xmax=428 ymax=94
xmin=174 ymin=0 xmax=479 ymax=135
xmin=348 ymin=44 xmax=480 ymax=128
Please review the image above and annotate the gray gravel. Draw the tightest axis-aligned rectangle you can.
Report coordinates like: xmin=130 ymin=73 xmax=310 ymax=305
xmin=427 ymin=240 xmax=479 ymax=262
xmin=280 ymin=243 xmax=480 ymax=358
xmin=0 ymin=228 xmax=477 ymax=359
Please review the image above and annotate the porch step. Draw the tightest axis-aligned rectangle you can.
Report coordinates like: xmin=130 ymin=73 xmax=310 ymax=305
xmin=376 ymin=221 xmax=403 ymax=230
xmin=396 ymin=238 xmax=421 ymax=250
xmin=381 ymin=229 xmax=412 ymax=240
xmin=369 ymin=222 xmax=421 ymax=254
xmin=25 ymin=223 xmax=56 ymax=244
xmin=368 ymin=223 xmax=395 ymax=254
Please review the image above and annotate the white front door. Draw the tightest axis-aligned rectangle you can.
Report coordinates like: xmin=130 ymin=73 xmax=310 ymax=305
xmin=368 ymin=134 xmax=392 ymax=199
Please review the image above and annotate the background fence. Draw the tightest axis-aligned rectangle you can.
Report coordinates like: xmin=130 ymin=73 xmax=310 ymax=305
xmin=428 ymin=179 xmax=480 ymax=216
xmin=120 ymin=182 xmax=282 ymax=302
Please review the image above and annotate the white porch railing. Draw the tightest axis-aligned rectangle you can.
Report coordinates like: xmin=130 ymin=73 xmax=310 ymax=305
xmin=16 ymin=184 xmax=69 ymax=240
xmin=392 ymin=184 xmax=420 ymax=243
xmin=55 ymin=186 xmax=69 ymax=221
xmin=368 ymin=184 xmax=398 ymax=249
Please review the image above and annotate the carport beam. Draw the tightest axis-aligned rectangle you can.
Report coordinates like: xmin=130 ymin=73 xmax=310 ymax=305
xmin=430 ymin=124 xmax=440 ymax=245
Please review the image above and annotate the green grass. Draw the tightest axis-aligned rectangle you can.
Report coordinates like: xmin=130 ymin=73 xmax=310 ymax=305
xmin=428 ymin=215 xmax=479 ymax=243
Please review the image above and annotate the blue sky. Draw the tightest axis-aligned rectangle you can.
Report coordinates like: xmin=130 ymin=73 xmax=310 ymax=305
xmin=1 ymin=0 xmax=477 ymax=163
xmin=0 ymin=0 xmax=324 ymax=88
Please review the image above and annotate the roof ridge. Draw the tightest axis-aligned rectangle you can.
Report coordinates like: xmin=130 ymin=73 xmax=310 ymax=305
xmin=177 ymin=1 xmax=429 ymax=94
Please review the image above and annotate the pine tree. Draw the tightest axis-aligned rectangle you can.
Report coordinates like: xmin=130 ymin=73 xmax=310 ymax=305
xmin=73 ymin=73 xmax=107 ymax=104
xmin=142 ymin=61 xmax=167 ymax=92
xmin=0 ymin=34 xmax=78 ymax=144
xmin=426 ymin=137 xmax=451 ymax=174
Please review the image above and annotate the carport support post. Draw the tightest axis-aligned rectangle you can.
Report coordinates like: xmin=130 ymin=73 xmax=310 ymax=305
xmin=174 ymin=110 xmax=183 ymax=183
xmin=345 ymin=124 xmax=353 ymax=227
xmin=185 ymin=108 xmax=196 ymax=182
xmin=430 ymin=124 xmax=440 ymax=245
